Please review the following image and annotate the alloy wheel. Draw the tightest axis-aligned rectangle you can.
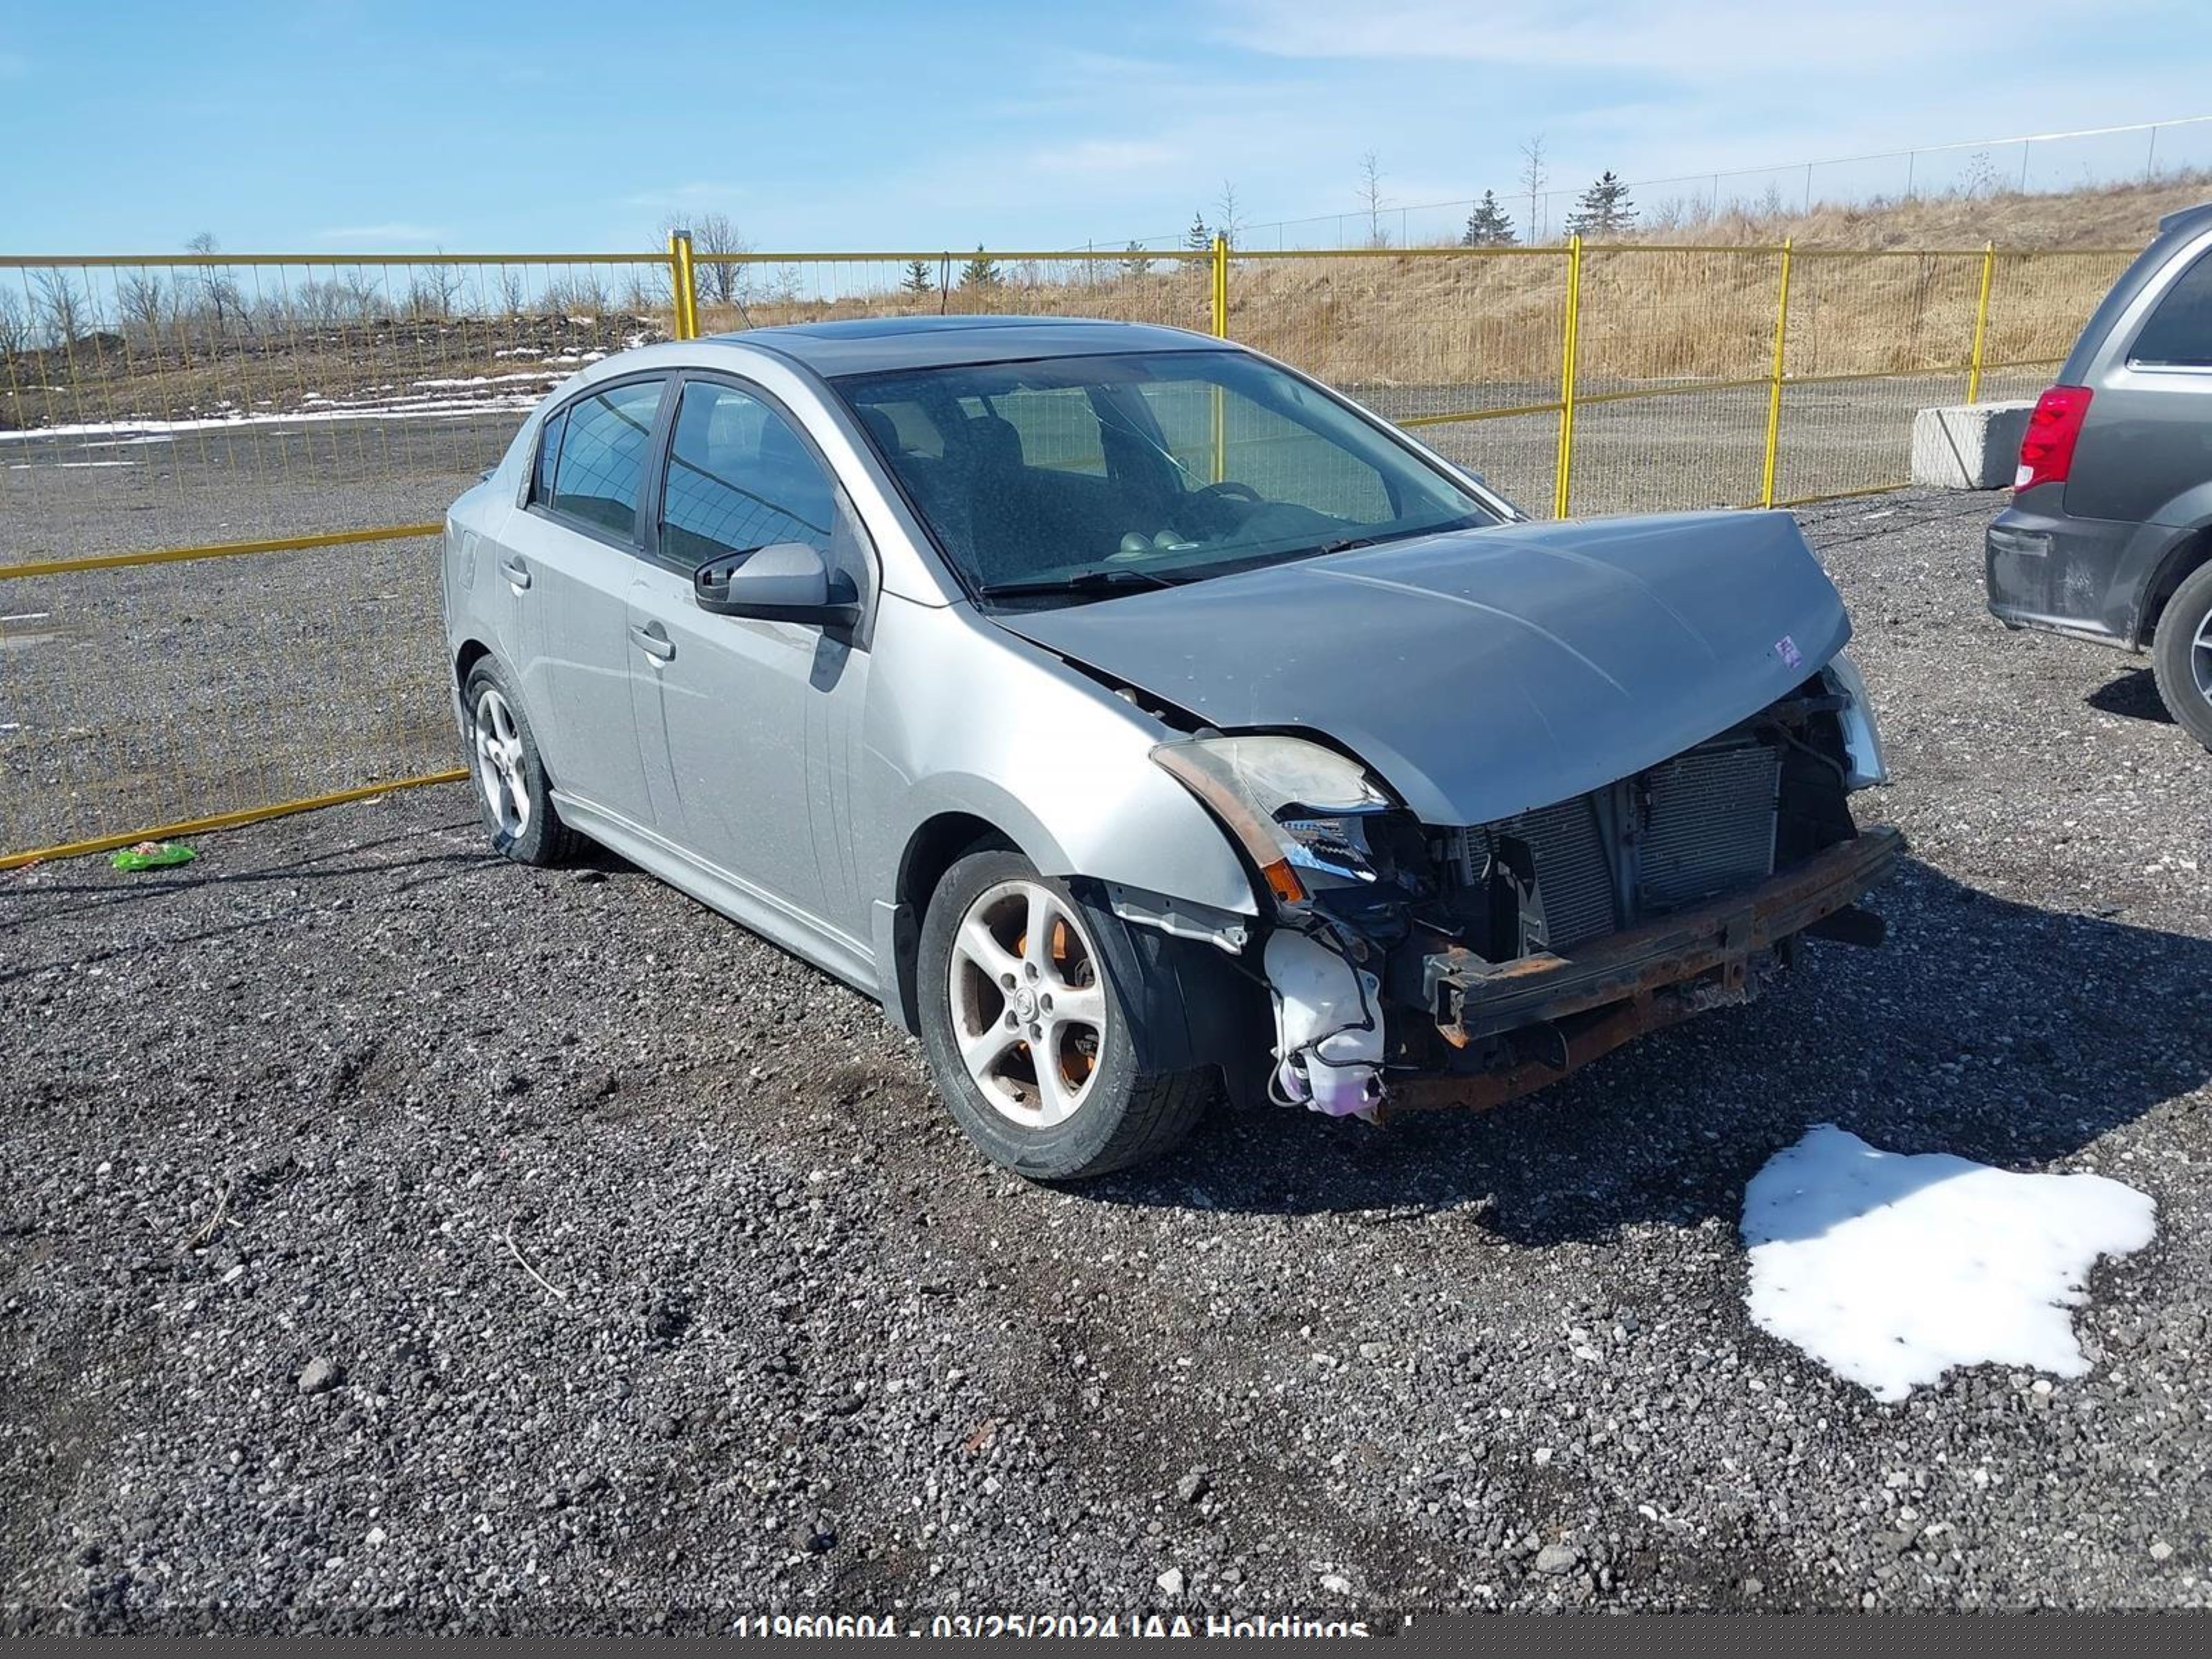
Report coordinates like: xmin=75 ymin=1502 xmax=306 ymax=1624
xmin=2193 ymin=605 xmax=2212 ymax=709
xmin=946 ymin=879 xmax=1107 ymax=1127
xmin=472 ymin=686 xmax=531 ymax=838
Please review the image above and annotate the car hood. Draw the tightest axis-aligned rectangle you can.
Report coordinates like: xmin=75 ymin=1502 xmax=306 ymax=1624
xmin=989 ymin=509 xmax=1852 ymax=826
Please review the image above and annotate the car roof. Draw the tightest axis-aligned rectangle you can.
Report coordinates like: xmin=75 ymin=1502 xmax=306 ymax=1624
xmin=706 ymin=315 xmax=1233 ymax=377
xmin=2156 ymin=199 xmax=2212 ymax=236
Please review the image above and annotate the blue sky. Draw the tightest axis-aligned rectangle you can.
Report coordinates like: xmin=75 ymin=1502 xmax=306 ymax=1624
xmin=1 ymin=0 xmax=2206 ymax=253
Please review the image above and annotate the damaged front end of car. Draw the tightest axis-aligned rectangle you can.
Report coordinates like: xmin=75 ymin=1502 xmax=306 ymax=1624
xmin=1147 ymin=659 xmax=1900 ymax=1123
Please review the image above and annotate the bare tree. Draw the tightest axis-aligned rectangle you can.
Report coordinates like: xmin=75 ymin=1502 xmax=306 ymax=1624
xmin=295 ymin=278 xmax=345 ymax=328
xmin=1213 ymin=180 xmax=1246 ymax=247
xmin=33 ymin=270 xmax=88 ymax=346
xmin=185 ymin=232 xmax=244 ymax=337
xmin=0 ymin=290 xmax=30 ymax=359
xmin=405 ymin=254 xmax=462 ymax=320
xmin=1357 ymin=152 xmax=1388 ymax=246
xmin=545 ymin=273 xmax=609 ymax=318
xmin=1960 ymin=149 xmax=2005 ymax=199
xmin=117 ymin=272 xmax=171 ymax=344
xmin=496 ymin=266 xmax=529 ymax=317
xmin=689 ymin=211 xmax=753 ymax=306
xmin=1517 ymin=135 xmax=1548 ymax=243
xmin=339 ymin=272 xmax=389 ymax=324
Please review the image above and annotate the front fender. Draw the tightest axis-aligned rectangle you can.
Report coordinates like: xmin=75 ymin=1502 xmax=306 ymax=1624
xmin=863 ymin=599 xmax=1259 ymax=917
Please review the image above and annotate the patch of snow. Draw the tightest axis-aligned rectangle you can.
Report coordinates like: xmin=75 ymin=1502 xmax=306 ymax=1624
xmin=10 ymin=459 xmax=138 ymax=469
xmin=0 ymin=397 xmax=543 ymax=444
xmin=1742 ymin=1125 xmax=2155 ymax=1402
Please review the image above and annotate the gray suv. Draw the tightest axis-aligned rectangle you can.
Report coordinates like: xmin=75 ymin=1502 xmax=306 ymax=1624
xmin=1987 ymin=201 xmax=2212 ymax=747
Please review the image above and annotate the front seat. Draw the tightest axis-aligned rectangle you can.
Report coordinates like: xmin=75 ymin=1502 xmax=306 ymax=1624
xmin=958 ymin=413 xmax=1040 ymax=586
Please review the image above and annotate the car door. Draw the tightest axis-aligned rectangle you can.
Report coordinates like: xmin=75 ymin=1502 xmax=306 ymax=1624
xmin=503 ymin=375 xmax=669 ymax=827
xmin=627 ymin=374 xmax=876 ymax=944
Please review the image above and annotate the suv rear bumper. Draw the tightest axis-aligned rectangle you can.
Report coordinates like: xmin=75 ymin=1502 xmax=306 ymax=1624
xmin=1985 ymin=502 xmax=2137 ymax=646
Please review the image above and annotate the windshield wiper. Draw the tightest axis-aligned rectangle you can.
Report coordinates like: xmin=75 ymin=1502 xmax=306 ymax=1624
xmin=1309 ymin=516 xmax=1493 ymax=561
xmin=974 ymin=568 xmax=1185 ymax=601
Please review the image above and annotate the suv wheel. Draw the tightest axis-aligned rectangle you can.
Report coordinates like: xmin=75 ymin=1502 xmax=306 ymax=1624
xmin=2149 ymin=560 xmax=2212 ymax=753
xmin=917 ymin=849 xmax=1210 ymax=1180
xmin=462 ymin=659 xmax=582 ymax=865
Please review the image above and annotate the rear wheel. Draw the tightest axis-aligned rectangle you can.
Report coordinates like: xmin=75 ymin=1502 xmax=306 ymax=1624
xmin=917 ymin=849 xmax=1210 ymax=1180
xmin=462 ymin=659 xmax=581 ymax=865
xmin=2149 ymin=560 xmax=2212 ymax=753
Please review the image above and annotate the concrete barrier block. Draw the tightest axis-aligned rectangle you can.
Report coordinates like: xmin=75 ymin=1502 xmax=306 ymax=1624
xmin=1911 ymin=400 xmax=2033 ymax=490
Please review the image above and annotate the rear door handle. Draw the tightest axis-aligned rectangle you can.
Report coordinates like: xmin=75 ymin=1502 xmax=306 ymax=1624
xmin=629 ymin=621 xmax=675 ymax=663
xmin=499 ymin=557 xmax=531 ymax=590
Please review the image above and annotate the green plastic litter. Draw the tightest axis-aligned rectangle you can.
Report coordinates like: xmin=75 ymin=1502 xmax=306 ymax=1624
xmin=111 ymin=841 xmax=196 ymax=871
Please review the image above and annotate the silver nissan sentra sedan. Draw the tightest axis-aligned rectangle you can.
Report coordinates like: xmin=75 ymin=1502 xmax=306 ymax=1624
xmin=441 ymin=316 xmax=1898 ymax=1179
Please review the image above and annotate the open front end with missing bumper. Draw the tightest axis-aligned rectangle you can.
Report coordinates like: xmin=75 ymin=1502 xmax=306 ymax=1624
xmin=1150 ymin=666 xmax=1899 ymax=1122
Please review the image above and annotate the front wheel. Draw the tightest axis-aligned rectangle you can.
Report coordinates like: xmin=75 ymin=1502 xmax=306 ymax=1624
xmin=917 ymin=850 xmax=1210 ymax=1180
xmin=2149 ymin=560 xmax=2212 ymax=753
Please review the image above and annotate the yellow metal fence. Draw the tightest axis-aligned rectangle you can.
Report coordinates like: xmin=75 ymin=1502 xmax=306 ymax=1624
xmin=0 ymin=235 xmax=2135 ymax=865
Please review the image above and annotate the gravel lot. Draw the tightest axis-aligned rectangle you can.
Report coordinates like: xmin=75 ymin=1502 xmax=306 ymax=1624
xmin=3 ymin=489 xmax=2209 ymax=1630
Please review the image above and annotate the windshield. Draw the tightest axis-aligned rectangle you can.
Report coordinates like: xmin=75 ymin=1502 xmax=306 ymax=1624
xmin=830 ymin=350 xmax=1497 ymax=603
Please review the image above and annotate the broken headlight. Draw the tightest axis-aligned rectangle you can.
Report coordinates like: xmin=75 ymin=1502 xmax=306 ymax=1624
xmin=1150 ymin=734 xmax=1396 ymax=908
xmin=1821 ymin=651 xmax=1888 ymax=790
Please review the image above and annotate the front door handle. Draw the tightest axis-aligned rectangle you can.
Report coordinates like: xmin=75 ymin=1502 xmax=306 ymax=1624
xmin=499 ymin=557 xmax=531 ymax=590
xmin=628 ymin=621 xmax=675 ymax=663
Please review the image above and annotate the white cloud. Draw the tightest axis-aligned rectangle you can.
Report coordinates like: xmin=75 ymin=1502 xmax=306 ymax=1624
xmin=317 ymin=222 xmax=445 ymax=244
xmin=1216 ymin=0 xmax=2157 ymax=77
xmin=624 ymin=181 xmax=748 ymax=212
xmin=1028 ymin=140 xmax=1183 ymax=177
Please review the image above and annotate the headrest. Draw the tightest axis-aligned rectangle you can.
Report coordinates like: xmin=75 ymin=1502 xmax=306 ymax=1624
xmin=964 ymin=413 xmax=1024 ymax=470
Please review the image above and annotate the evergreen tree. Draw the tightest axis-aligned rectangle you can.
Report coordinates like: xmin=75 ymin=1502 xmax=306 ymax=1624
xmin=1184 ymin=212 xmax=1212 ymax=252
xmin=1119 ymin=241 xmax=1154 ymax=279
xmin=1460 ymin=189 xmax=1517 ymax=247
xmin=958 ymin=247 xmax=1002 ymax=290
xmin=901 ymin=258 xmax=935 ymax=297
xmin=1565 ymin=171 xmax=1637 ymax=238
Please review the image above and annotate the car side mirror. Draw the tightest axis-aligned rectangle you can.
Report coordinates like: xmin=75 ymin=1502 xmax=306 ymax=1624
xmin=693 ymin=541 xmax=860 ymax=628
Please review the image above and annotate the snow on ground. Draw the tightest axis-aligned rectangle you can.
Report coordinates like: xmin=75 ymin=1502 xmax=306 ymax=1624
xmin=1741 ymin=1124 xmax=2156 ymax=1402
xmin=0 ymin=395 xmax=546 ymax=444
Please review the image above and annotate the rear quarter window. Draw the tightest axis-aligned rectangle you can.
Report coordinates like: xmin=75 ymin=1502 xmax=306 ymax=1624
xmin=2129 ymin=249 xmax=2212 ymax=368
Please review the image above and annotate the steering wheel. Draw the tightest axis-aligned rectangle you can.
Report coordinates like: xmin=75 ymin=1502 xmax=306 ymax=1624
xmin=1170 ymin=479 xmax=1263 ymax=537
xmin=1188 ymin=480 xmax=1262 ymax=506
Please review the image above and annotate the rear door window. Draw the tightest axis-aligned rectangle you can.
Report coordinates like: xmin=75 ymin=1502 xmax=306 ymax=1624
xmin=546 ymin=379 xmax=666 ymax=539
xmin=2129 ymin=250 xmax=2212 ymax=368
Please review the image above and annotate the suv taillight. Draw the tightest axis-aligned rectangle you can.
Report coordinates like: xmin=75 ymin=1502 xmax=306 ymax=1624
xmin=2015 ymin=384 xmax=2092 ymax=492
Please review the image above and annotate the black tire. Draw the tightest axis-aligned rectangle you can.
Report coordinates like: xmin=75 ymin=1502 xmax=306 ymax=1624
xmin=917 ymin=849 xmax=1210 ymax=1181
xmin=460 ymin=658 xmax=583 ymax=866
xmin=2149 ymin=560 xmax=2212 ymax=754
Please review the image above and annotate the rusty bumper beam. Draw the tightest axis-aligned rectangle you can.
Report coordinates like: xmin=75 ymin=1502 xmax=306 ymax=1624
xmin=1388 ymin=826 xmax=1904 ymax=1118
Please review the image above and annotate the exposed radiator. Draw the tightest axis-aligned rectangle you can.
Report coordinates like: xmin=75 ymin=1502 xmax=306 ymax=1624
xmin=1457 ymin=796 xmax=1619 ymax=949
xmin=1454 ymin=738 xmax=1781 ymax=953
xmin=1637 ymin=741 xmax=1781 ymax=911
